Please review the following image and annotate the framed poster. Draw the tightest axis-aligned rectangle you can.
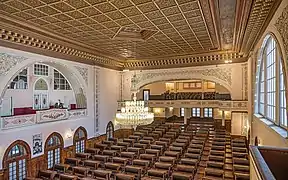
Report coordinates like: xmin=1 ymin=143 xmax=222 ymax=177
xmin=33 ymin=133 xmax=43 ymax=155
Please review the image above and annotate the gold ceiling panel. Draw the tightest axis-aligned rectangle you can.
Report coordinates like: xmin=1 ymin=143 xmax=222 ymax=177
xmin=0 ymin=0 xmax=282 ymax=69
xmin=0 ymin=0 xmax=217 ymax=59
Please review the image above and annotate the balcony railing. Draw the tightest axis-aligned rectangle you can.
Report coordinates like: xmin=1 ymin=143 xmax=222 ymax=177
xmin=149 ymin=92 xmax=231 ymax=100
xmin=250 ymin=145 xmax=288 ymax=180
xmin=147 ymin=100 xmax=248 ymax=111
xmin=1 ymin=108 xmax=87 ymax=130
xmin=118 ymin=100 xmax=248 ymax=112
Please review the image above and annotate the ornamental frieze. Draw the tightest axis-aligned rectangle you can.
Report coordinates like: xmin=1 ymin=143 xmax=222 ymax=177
xmin=75 ymin=66 xmax=88 ymax=86
xmin=275 ymin=5 xmax=288 ymax=56
xmin=0 ymin=53 xmax=27 ymax=76
xmin=132 ymin=67 xmax=232 ymax=90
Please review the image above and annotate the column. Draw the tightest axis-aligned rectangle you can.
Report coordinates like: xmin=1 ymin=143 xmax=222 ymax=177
xmin=222 ymin=110 xmax=225 ymax=126
xmin=184 ymin=108 xmax=187 ymax=125
xmin=165 ymin=107 xmax=172 ymax=118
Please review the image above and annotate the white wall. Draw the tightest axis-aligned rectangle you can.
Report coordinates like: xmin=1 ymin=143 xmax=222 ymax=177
xmin=98 ymin=68 xmax=121 ymax=135
xmin=0 ymin=47 xmax=121 ymax=169
xmin=231 ymin=112 xmax=248 ymax=135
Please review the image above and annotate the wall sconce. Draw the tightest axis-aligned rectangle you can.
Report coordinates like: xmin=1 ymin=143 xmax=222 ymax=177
xmin=169 ymin=107 xmax=173 ymax=111
xmin=66 ymin=128 xmax=74 ymax=139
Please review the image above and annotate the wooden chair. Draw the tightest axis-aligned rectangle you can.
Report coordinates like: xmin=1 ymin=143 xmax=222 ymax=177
xmin=112 ymin=157 xmax=128 ymax=166
xmin=75 ymin=152 xmax=90 ymax=160
xmin=103 ymin=162 xmax=121 ymax=173
xmin=172 ymin=164 xmax=195 ymax=180
xmin=82 ymin=159 xmax=100 ymax=169
xmin=132 ymin=159 xmax=150 ymax=170
xmin=124 ymin=165 xmax=143 ymax=180
xmin=64 ymin=158 xmax=80 ymax=167
xmin=38 ymin=170 xmax=57 ymax=180
xmin=59 ymin=174 xmax=78 ymax=180
xmin=92 ymin=169 xmax=112 ymax=180
xmin=85 ymin=148 xmax=100 ymax=155
xmin=115 ymin=173 xmax=135 ymax=180
xmin=72 ymin=166 xmax=89 ymax=178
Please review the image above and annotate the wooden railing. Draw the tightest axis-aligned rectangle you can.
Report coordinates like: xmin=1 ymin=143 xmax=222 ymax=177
xmin=249 ymin=145 xmax=288 ymax=180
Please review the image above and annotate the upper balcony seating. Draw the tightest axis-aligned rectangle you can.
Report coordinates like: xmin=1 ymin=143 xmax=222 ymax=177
xmin=149 ymin=92 xmax=231 ymax=100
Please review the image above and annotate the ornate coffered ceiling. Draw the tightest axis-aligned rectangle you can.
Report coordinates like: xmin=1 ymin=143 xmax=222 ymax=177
xmin=0 ymin=0 xmax=282 ymax=70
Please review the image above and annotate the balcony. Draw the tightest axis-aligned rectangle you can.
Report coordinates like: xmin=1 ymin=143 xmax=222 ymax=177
xmin=250 ymin=145 xmax=288 ymax=180
xmin=0 ymin=108 xmax=87 ymax=130
xmin=149 ymin=92 xmax=232 ymax=101
xmin=118 ymin=100 xmax=247 ymax=112
xmin=148 ymin=100 xmax=247 ymax=111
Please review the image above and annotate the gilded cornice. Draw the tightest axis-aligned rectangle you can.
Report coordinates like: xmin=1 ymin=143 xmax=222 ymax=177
xmin=124 ymin=52 xmax=246 ymax=70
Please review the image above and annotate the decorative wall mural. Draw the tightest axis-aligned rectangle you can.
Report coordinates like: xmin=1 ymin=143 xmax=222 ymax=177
xmin=0 ymin=53 xmax=27 ymax=76
xmin=76 ymin=88 xmax=87 ymax=109
xmin=33 ymin=133 xmax=43 ymax=155
xmin=75 ymin=66 xmax=88 ymax=85
xmin=2 ymin=115 xmax=36 ymax=129
xmin=36 ymin=109 xmax=69 ymax=123
xmin=275 ymin=5 xmax=288 ymax=56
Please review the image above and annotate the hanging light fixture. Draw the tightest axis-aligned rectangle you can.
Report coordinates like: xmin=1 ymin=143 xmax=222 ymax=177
xmin=115 ymin=41 xmax=154 ymax=129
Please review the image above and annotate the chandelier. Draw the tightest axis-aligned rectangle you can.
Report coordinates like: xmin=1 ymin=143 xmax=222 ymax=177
xmin=115 ymin=96 xmax=154 ymax=129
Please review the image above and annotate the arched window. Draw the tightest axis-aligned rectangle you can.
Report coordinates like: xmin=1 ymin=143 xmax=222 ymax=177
xmin=3 ymin=140 xmax=31 ymax=180
xmin=74 ymin=127 xmax=87 ymax=153
xmin=255 ymin=34 xmax=287 ymax=126
xmin=45 ymin=133 xmax=63 ymax=169
xmin=106 ymin=121 xmax=114 ymax=140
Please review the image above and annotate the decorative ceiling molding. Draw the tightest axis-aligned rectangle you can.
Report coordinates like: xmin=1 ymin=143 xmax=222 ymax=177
xmin=240 ymin=0 xmax=282 ymax=54
xmin=0 ymin=52 xmax=27 ymax=76
xmin=275 ymin=5 xmax=288 ymax=56
xmin=218 ymin=0 xmax=236 ymax=49
xmin=0 ymin=0 xmax=281 ymax=70
xmin=124 ymin=52 xmax=246 ymax=69
xmin=0 ymin=28 xmax=123 ymax=69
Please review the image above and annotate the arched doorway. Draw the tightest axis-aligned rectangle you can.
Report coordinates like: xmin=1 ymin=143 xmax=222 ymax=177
xmin=33 ymin=78 xmax=49 ymax=110
xmin=106 ymin=121 xmax=114 ymax=140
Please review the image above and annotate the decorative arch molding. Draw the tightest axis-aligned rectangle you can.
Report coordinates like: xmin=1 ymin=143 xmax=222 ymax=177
xmin=73 ymin=126 xmax=88 ymax=142
xmin=0 ymin=52 xmax=88 ymax=106
xmin=44 ymin=132 xmax=64 ymax=149
xmin=132 ymin=67 xmax=232 ymax=93
xmin=2 ymin=140 xmax=31 ymax=168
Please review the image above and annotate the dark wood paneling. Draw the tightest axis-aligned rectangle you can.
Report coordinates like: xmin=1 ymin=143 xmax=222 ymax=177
xmin=0 ymin=128 xmax=134 ymax=178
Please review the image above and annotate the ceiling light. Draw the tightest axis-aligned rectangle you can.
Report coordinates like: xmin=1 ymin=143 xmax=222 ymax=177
xmin=123 ymin=69 xmax=129 ymax=72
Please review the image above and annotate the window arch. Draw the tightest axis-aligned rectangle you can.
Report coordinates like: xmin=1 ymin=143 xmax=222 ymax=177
xmin=73 ymin=127 xmax=87 ymax=153
xmin=255 ymin=34 xmax=287 ymax=126
xmin=106 ymin=121 xmax=114 ymax=140
xmin=45 ymin=132 xmax=64 ymax=169
xmin=3 ymin=140 xmax=31 ymax=180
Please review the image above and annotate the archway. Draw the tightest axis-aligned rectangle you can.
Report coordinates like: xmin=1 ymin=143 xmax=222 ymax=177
xmin=33 ymin=78 xmax=49 ymax=110
xmin=0 ymin=54 xmax=88 ymax=109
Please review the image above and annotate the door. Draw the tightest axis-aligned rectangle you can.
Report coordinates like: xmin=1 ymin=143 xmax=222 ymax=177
xmin=33 ymin=93 xmax=49 ymax=110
